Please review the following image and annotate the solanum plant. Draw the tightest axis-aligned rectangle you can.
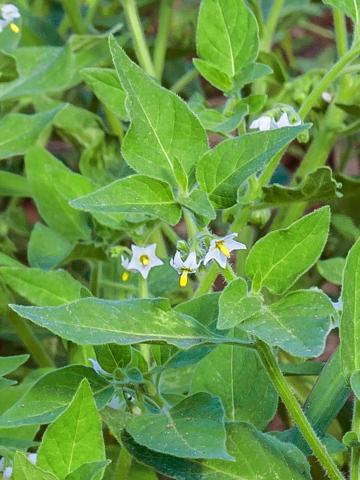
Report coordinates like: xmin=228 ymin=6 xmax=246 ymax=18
xmin=1 ymin=0 xmax=360 ymax=479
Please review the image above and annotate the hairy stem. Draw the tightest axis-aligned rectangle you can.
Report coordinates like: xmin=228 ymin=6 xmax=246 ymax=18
xmin=60 ymin=0 xmax=87 ymax=33
xmin=351 ymin=399 xmax=360 ymax=479
xmin=153 ymin=0 xmax=173 ymax=81
xmin=262 ymin=0 xmax=284 ymax=52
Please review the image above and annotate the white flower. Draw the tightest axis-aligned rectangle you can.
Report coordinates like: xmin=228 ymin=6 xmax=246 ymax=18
xmin=108 ymin=394 xmax=122 ymax=410
xmin=204 ymin=233 xmax=246 ymax=269
xmin=88 ymin=358 xmax=111 ymax=376
xmin=321 ymin=91 xmax=332 ymax=103
xmin=4 ymin=466 xmax=13 ymax=479
xmin=2 ymin=4 xmax=20 ymax=21
xmin=250 ymin=115 xmax=274 ymax=131
xmin=275 ymin=112 xmax=301 ymax=128
xmin=170 ymin=251 xmax=200 ymax=287
xmin=121 ymin=255 xmax=130 ymax=282
xmin=127 ymin=244 xmax=163 ymax=280
xmin=27 ymin=453 xmax=37 ymax=465
xmin=0 ymin=18 xmax=7 ymax=31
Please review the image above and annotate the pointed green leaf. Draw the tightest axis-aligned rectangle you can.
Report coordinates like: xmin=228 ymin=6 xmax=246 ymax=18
xmin=323 ymin=0 xmax=360 ymax=21
xmin=179 ymin=188 xmax=216 ymax=221
xmin=65 ymin=461 xmax=110 ymax=480
xmin=38 ymin=379 xmax=106 ymax=480
xmin=191 ymin=345 xmax=277 ymax=428
xmin=26 ymin=146 xmax=93 ymax=242
xmin=317 ymin=257 xmax=345 ymax=285
xmin=217 ymin=277 xmax=262 ymax=329
xmin=195 ymin=0 xmax=259 ymax=86
xmin=196 ymin=126 xmax=309 ymax=208
xmin=192 ymin=59 xmax=232 ymax=92
xmin=0 ymin=109 xmax=61 ymax=160
xmin=340 ymin=237 xmax=360 ymax=378
xmin=246 ymin=207 xmax=330 ymax=294
xmin=126 ymin=392 xmax=231 ymax=460
xmin=123 ymin=422 xmax=311 ymax=479
xmin=0 ymin=171 xmax=30 ymax=197
xmin=13 ymin=452 xmax=57 ymax=480
xmin=71 ymin=174 xmax=181 ymax=225
xmin=0 ymin=355 xmax=29 ymax=377
xmin=0 ymin=366 xmax=114 ymax=427
xmin=239 ymin=290 xmax=334 ymax=357
xmin=10 ymin=298 xmax=213 ymax=349
xmin=109 ymin=37 xmax=208 ymax=187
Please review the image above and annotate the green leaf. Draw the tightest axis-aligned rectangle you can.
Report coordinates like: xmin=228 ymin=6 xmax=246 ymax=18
xmin=323 ymin=0 xmax=360 ymax=21
xmin=350 ymin=371 xmax=360 ymax=400
xmin=196 ymin=126 xmax=309 ymax=208
xmin=0 ymin=46 xmax=74 ymax=101
xmin=217 ymin=277 xmax=262 ymax=329
xmin=246 ymin=207 xmax=330 ymax=294
xmin=94 ymin=344 xmax=132 ymax=373
xmin=109 ymin=36 xmax=208 ymax=188
xmin=13 ymin=452 xmax=57 ymax=480
xmin=81 ymin=67 xmax=127 ymax=119
xmin=0 ymin=266 xmax=90 ymax=306
xmin=10 ymin=298 xmax=214 ymax=349
xmin=65 ymin=461 xmax=110 ymax=480
xmin=38 ymin=379 xmax=106 ymax=480
xmin=0 ymin=355 xmax=29 ymax=377
xmin=178 ymin=189 xmax=216 ymax=221
xmin=262 ymin=167 xmax=342 ymax=206
xmin=26 ymin=146 xmax=93 ymax=242
xmin=233 ymin=62 xmax=273 ymax=89
xmin=238 ymin=290 xmax=333 ymax=357
xmin=0 ymin=109 xmax=61 ymax=160
xmin=191 ymin=345 xmax=277 ymax=428
xmin=123 ymin=422 xmax=311 ymax=479
xmin=0 ymin=365 xmax=114 ymax=427
xmin=70 ymin=174 xmax=182 ymax=225
xmin=28 ymin=224 xmax=74 ymax=271
xmin=0 ymin=171 xmax=30 ymax=197
xmin=195 ymin=0 xmax=259 ymax=88
xmin=317 ymin=257 xmax=345 ymax=285
xmin=126 ymin=392 xmax=231 ymax=460
xmin=192 ymin=59 xmax=232 ymax=92
xmin=197 ymin=105 xmax=248 ymax=135
xmin=0 ymin=252 xmax=22 ymax=267
xmin=340 ymin=237 xmax=360 ymax=378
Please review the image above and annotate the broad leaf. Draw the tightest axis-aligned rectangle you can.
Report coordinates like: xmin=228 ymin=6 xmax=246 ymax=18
xmin=178 ymin=189 xmax=216 ymax=221
xmin=0 ymin=366 xmax=114 ymax=427
xmin=71 ymin=174 xmax=182 ymax=225
xmin=65 ymin=461 xmax=110 ymax=480
xmin=0 ymin=355 xmax=29 ymax=377
xmin=196 ymin=126 xmax=308 ymax=208
xmin=26 ymin=146 xmax=93 ymax=242
xmin=317 ymin=257 xmax=345 ymax=285
xmin=323 ymin=0 xmax=360 ymax=21
xmin=109 ymin=36 xmax=208 ymax=188
xmin=13 ymin=452 xmax=57 ymax=480
xmin=123 ymin=422 xmax=311 ymax=479
xmin=340 ymin=237 xmax=360 ymax=378
xmin=38 ymin=379 xmax=105 ymax=479
xmin=238 ymin=290 xmax=334 ymax=357
xmin=217 ymin=277 xmax=262 ymax=329
xmin=195 ymin=0 xmax=259 ymax=89
xmin=191 ymin=345 xmax=277 ymax=428
xmin=0 ymin=109 xmax=61 ymax=160
xmin=10 ymin=298 xmax=214 ymax=349
xmin=246 ymin=207 xmax=330 ymax=294
xmin=81 ymin=67 xmax=127 ymax=118
xmin=0 ymin=171 xmax=30 ymax=197
xmin=126 ymin=392 xmax=231 ymax=460
xmin=94 ymin=344 xmax=132 ymax=372
xmin=28 ymin=224 xmax=74 ymax=271
xmin=0 ymin=266 xmax=90 ymax=306
xmin=262 ymin=167 xmax=342 ymax=206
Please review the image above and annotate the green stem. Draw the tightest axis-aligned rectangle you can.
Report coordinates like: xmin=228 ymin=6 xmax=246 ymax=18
xmin=256 ymin=341 xmax=345 ymax=480
xmin=262 ymin=0 xmax=284 ymax=52
xmin=351 ymin=399 xmax=360 ymax=479
xmin=86 ymin=0 xmax=101 ymax=25
xmin=183 ymin=209 xmax=197 ymax=239
xmin=105 ymin=107 xmax=124 ymax=142
xmin=161 ymin=223 xmax=180 ymax=245
xmin=194 ymin=262 xmax=219 ymax=297
xmin=60 ymin=0 xmax=87 ymax=33
xmin=333 ymin=9 xmax=348 ymax=57
xmin=138 ymin=276 xmax=151 ymax=365
xmin=153 ymin=0 xmax=173 ymax=81
xmin=299 ymin=44 xmax=360 ymax=120
xmin=10 ymin=310 xmax=54 ymax=368
xmin=90 ymin=261 xmax=102 ymax=297
xmin=113 ymin=447 xmax=132 ymax=480
xmin=121 ymin=0 xmax=156 ymax=77
xmin=222 ymin=263 xmax=237 ymax=283
xmin=171 ymin=69 xmax=198 ymax=94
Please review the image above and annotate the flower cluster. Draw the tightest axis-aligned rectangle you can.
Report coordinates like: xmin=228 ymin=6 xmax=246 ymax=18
xmin=250 ymin=106 xmax=301 ymax=132
xmin=0 ymin=3 xmax=20 ymax=33
xmin=119 ymin=233 xmax=246 ymax=288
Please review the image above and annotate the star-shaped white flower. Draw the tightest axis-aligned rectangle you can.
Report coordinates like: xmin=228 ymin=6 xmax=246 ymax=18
xmin=275 ymin=112 xmax=301 ymax=128
xmin=204 ymin=233 xmax=246 ymax=269
xmin=249 ymin=115 xmax=275 ymax=131
xmin=321 ymin=91 xmax=332 ymax=103
xmin=170 ymin=251 xmax=200 ymax=287
xmin=2 ymin=4 xmax=20 ymax=21
xmin=127 ymin=244 xmax=163 ymax=279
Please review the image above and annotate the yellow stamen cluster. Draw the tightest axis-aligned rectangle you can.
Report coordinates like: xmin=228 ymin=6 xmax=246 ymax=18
xmin=140 ymin=255 xmax=149 ymax=266
xmin=10 ymin=22 xmax=19 ymax=33
xmin=179 ymin=270 xmax=189 ymax=288
xmin=215 ymin=240 xmax=230 ymax=258
xmin=121 ymin=271 xmax=130 ymax=282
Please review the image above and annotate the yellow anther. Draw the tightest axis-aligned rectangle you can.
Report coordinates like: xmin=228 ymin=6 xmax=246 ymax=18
xmin=10 ymin=23 xmax=20 ymax=33
xmin=122 ymin=271 xmax=130 ymax=282
xmin=216 ymin=240 xmax=230 ymax=258
xmin=179 ymin=270 xmax=189 ymax=288
xmin=140 ymin=255 xmax=149 ymax=266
